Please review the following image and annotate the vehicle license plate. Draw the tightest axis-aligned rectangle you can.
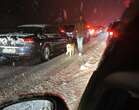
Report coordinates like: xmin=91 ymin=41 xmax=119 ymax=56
xmin=2 ymin=48 xmax=16 ymax=54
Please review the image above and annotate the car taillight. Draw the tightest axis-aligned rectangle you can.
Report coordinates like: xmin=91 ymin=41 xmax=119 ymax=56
xmin=89 ymin=29 xmax=95 ymax=35
xmin=108 ymin=30 xmax=119 ymax=38
xmin=23 ymin=37 xmax=34 ymax=43
xmin=86 ymin=25 xmax=91 ymax=29
xmin=109 ymin=31 xmax=114 ymax=36
xmin=60 ymin=29 xmax=65 ymax=33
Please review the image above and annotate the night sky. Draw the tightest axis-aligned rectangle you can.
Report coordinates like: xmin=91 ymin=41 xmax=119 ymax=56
xmin=0 ymin=0 xmax=125 ymax=27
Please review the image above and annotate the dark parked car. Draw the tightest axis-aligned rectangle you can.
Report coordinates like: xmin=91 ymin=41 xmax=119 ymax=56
xmin=59 ymin=24 xmax=77 ymax=44
xmin=0 ymin=24 xmax=67 ymax=63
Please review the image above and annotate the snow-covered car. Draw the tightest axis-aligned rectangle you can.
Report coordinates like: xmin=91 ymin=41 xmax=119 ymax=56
xmin=0 ymin=24 xmax=67 ymax=63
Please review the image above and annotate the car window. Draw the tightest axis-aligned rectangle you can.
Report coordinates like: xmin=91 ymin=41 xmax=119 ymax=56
xmin=17 ymin=27 xmax=43 ymax=34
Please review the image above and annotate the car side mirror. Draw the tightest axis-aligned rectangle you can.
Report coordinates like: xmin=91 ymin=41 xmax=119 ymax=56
xmin=2 ymin=100 xmax=54 ymax=110
xmin=0 ymin=94 xmax=69 ymax=110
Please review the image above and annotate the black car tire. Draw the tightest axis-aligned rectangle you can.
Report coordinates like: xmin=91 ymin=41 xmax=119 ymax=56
xmin=42 ymin=47 xmax=50 ymax=61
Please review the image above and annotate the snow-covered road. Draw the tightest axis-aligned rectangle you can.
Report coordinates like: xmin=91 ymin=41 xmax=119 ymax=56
xmin=0 ymin=35 xmax=106 ymax=110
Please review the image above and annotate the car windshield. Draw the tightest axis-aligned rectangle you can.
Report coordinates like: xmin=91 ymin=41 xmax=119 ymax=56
xmin=1 ymin=0 xmax=139 ymax=110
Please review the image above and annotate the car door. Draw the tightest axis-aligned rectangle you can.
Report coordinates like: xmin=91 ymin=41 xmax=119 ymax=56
xmin=40 ymin=33 xmax=56 ymax=54
xmin=51 ymin=34 xmax=67 ymax=53
xmin=44 ymin=26 xmax=67 ymax=54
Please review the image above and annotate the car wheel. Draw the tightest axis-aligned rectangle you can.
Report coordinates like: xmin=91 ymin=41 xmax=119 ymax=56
xmin=42 ymin=47 xmax=50 ymax=61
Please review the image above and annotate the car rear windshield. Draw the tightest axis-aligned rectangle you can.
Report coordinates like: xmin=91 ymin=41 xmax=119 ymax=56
xmin=45 ymin=26 xmax=58 ymax=33
xmin=64 ymin=25 xmax=75 ymax=32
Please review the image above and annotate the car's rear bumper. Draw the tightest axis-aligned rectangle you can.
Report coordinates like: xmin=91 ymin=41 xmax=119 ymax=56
xmin=0 ymin=46 xmax=36 ymax=61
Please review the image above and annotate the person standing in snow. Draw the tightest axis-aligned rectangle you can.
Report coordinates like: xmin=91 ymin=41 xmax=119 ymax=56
xmin=75 ymin=16 xmax=85 ymax=56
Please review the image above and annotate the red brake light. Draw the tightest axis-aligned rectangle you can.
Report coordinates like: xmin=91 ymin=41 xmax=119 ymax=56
xmin=60 ymin=29 xmax=65 ymax=33
xmin=86 ymin=25 xmax=90 ymax=29
xmin=108 ymin=30 xmax=119 ymax=38
xmin=89 ymin=29 xmax=95 ymax=35
xmin=23 ymin=37 xmax=34 ymax=43
xmin=109 ymin=31 xmax=114 ymax=36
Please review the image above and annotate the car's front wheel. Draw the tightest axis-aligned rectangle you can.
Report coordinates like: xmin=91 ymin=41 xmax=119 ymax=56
xmin=42 ymin=47 xmax=50 ymax=61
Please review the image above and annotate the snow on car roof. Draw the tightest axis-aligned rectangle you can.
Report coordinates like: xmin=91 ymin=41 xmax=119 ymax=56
xmin=17 ymin=24 xmax=49 ymax=28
